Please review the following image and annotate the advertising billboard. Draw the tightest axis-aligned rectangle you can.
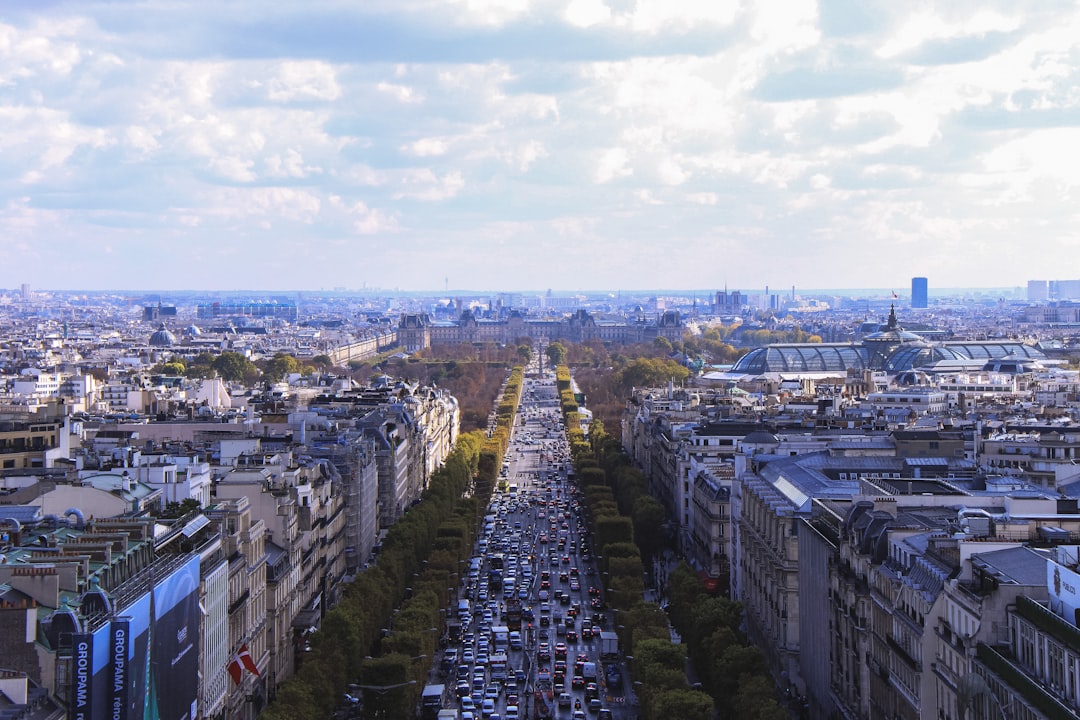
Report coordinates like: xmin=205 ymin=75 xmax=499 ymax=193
xmin=1049 ymin=560 xmax=1080 ymax=626
xmin=82 ymin=554 xmax=201 ymax=720
xmin=69 ymin=622 xmax=112 ymax=720
xmin=122 ymin=591 xmax=152 ymax=720
xmin=110 ymin=618 xmax=130 ymax=720
xmin=151 ymin=554 xmax=201 ymax=720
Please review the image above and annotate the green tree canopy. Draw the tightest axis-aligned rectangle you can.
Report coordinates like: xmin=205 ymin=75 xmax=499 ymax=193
xmin=632 ymin=495 xmax=667 ymax=559
xmin=651 ymin=689 xmax=714 ymax=720
xmin=546 ymin=342 xmax=568 ymax=366
xmin=733 ymin=673 xmax=788 ymax=720
xmin=263 ymin=353 xmax=303 ymax=382
xmin=211 ymin=352 xmax=259 ymax=382
xmin=613 ymin=357 xmax=689 ymax=394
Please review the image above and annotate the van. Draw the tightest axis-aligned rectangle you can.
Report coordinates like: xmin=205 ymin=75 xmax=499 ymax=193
xmin=457 ymin=599 xmax=471 ymax=621
xmin=442 ymin=648 xmax=458 ymax=673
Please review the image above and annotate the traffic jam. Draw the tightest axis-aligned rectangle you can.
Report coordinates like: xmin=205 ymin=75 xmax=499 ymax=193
xmin=429 ymin=366 xmax=624 ymax=720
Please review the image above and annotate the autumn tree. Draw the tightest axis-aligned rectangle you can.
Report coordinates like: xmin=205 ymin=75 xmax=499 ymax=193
xmin=613 ymin=357 xmax=689 ymax=394
xmin=151 ymin=360 xmax=186 ymax=376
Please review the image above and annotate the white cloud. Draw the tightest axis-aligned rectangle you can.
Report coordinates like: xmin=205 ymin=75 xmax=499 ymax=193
xmin=502 ymin=139 xmax=548 ymax=172
xmin=198 ymin=186 xmax=323 ymax=224
xmin=125 ymin=125 xmax=160 ymax=154
xmin=347 ymin=200 xmax=400 ymax=234
xmin=686 ymin=192 xmax=719 ymax=205
xmin=976 ymin=128 xmax=1080 ymax=197
xmin=377 ymin=81 xmax=423 ymax=103
xmin=0 ymin=19 xmax=90 ymax=82
xmin=595 ymin=147 xmax=632 ymax=183
xmin=878 ymin=10 xmax=1021 ymax=59
xmin=0 ymin=105 xmax=113 ymax=184
xmin=626 ymin=0 xmax=741 ymax=33
xmin=265 ymin=148 xmax=320 ymax=178
xmin=267 ymin=61 xmax=341 ymax=102
xmin=404 ymin=138 xmax=450 ymax=157
xmin=657 ymin=158 xmax=688 ymax=186
xmin=5 ymin=1 xmax=1080 ymax=290
xmin=448 ymin=0 xmax=532 ymax=27
xmin=564 ymin=0 xmax=611 ymax=29
xmin=393 ymin=170 xmax=466 ymax=201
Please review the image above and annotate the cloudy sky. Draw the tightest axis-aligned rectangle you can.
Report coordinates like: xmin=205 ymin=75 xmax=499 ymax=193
xmin=3 ymin=0 xmax=1080 ymax=293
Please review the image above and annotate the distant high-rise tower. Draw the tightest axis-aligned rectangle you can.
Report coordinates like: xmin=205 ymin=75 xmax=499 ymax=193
xmin=1057 ymin=280 xmax=1080 ymax=301
xmin=911 ymin=277 xmax=928 ymax=309
xmin=1028 ymin=280 xmax=1049 ymax=302
xmin=20 ymin=283 xmax=31 ymax=301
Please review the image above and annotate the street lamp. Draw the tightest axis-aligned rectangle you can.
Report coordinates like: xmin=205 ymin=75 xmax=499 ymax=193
xmin=354 ymin=679 xmax=417 ymax=694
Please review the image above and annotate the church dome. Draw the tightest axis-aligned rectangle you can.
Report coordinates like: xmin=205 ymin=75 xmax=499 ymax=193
xmin=149 ymin=323 xmax=177 ymax=347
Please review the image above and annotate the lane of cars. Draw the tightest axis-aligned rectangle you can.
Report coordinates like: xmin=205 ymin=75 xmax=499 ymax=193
xmin=436 ymin=362 xmax=619 ymax=720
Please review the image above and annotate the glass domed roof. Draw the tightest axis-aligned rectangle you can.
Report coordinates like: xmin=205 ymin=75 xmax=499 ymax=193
xmin=883 ymin=344 xmax=966 ymax=373
xmin=731 ymin=344 xmax=868 ymax=374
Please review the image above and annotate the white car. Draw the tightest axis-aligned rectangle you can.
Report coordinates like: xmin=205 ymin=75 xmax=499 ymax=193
xmin=481 ymin=698 xmax=496 ymax=717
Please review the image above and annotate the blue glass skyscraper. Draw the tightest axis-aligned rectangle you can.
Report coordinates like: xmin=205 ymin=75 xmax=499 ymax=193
xmin=911 ymin=277 xmax=928 ymax=308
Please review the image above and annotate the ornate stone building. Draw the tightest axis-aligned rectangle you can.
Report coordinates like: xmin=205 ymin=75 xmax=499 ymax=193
xmin=397 ymin=308 xmax=684 ymax=351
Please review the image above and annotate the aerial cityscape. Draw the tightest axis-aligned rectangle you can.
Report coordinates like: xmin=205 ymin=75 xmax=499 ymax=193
xmin=3 ymin=279 xmax=1080 ymax=720
xmin=6 ymin=1 xmax=1080 ymax=720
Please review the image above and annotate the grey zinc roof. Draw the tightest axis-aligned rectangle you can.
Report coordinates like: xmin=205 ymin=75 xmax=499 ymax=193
xmin=0 ymin=505 xmax=45 ymax=525
xmin=757 ymin=452 xmax=861 ymax=506
xmin=970 ymin=546 xmax=1050 ymax=586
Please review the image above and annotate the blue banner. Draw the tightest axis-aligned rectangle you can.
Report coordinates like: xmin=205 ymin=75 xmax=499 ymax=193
xmin=111 ymin=618 xmax=130 ymax=720
xmin=70 ymin=632 xmax=94 ymax=720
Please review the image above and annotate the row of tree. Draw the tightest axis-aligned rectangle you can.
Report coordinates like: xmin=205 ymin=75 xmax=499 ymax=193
xmin=557 ymin=366 xmax=714 ymax=720
xmin=259 ymin=367 xmax=525 ymax=719
xmin=351 ymin=354 xmax=516 ymax=433
xmin=151 ymin=351 xmax=334 ymax=383
xmin=562 ymin=362 xmax=790 ymax=720
xmin=665 ymin=564 xmax=788 ymax=719
xmin=411 ymin=340 xmax=534 ymax=365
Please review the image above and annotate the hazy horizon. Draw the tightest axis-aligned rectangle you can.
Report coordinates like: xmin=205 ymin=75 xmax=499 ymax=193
xmin=7 ymin=284 xmax=1031 ymax=299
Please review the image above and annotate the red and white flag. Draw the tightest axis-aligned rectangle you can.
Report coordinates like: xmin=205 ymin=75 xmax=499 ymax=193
xmin=228 ymin=643 xmax=261 ymax=684
xmin=227 ymin=655 xmax=242 ymax=684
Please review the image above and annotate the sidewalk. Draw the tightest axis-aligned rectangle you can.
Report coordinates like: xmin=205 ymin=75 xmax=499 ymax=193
xmin=644 ymin=549 xmax=679 ymax=607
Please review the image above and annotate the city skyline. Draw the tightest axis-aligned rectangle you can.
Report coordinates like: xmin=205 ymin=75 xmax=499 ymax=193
xmin=4 ymin=1 xmax=1080 ymax=292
